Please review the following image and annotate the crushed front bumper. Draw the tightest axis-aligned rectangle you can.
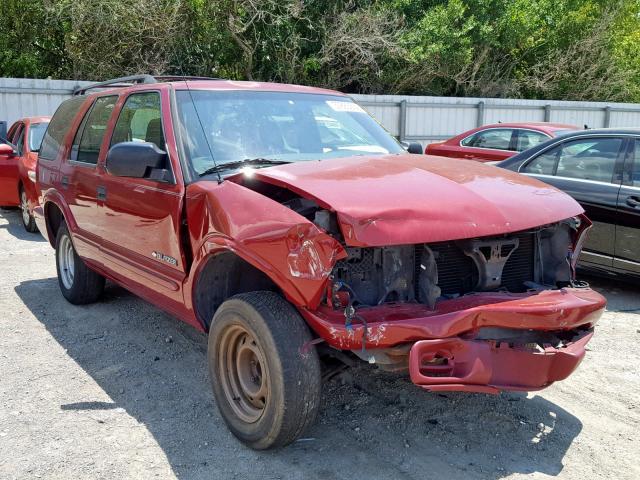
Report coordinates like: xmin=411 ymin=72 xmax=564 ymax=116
xmin=302 ymin=287 xmax=605 ymax=393
xmin=408 ymin=330 xmax=592 ymax=394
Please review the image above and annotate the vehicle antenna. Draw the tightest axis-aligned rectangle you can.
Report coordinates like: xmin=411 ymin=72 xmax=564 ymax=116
xmin=182 ymin=77 xmax=222 ymax=183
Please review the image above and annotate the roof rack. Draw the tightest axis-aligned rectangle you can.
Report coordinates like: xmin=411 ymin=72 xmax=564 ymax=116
xmin=73 ymin=75 xmax=157 ymax=96
xmin=153 ymin=75 xmax=222 ymax=82
xmin=73 ymin=75 xmax=222 ymax=96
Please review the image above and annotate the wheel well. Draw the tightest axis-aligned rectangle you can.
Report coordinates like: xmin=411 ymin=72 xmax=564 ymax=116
xmin=45 ymin=202 xmax=64 ymax=246
xmin=194 ymin=251 xmax=279 ymax=330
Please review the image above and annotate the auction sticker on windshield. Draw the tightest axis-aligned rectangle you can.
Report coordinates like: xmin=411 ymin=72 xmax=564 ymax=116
xmin=326 ymin=101 xmax=366 ymax=113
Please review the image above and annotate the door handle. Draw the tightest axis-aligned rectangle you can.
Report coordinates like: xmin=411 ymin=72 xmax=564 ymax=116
xmin=97 ymin=185 xmax=107 ymax=201
xmin=626 ymin=196 xmax=640 ymax=208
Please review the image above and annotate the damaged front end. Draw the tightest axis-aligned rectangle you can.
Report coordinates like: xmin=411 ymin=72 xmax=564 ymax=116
xmin=226 ymin=169 xmax=605 ymax=394
xmin=300 ymin=213 xmax=604 ymax=393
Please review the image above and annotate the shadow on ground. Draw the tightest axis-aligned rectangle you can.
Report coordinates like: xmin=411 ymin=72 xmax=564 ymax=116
xmin=16 ymin=277 xmax=585 ymax=479
xmin=0 ymin=209 xmax=45 ymax=242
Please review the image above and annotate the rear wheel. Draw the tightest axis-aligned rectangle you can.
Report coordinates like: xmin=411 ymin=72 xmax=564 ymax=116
xmin=208 ymin=291 xmax=321 ymax=450
xmin=20 ymin=186 xmax=38 ymax=233
xmin=55 ymin=223 xmax=105 ymax=304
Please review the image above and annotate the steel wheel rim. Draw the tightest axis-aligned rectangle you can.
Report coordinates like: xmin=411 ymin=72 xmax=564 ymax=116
xmin=20 ymin=190 xmax=30 ymax=226
xmin=218 ymin=323 xmax=269 ymax=423
xmin=58 ymin=235 xmax=75 ymax=290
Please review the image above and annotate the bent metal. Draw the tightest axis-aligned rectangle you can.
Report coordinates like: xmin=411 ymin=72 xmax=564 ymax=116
xmin=32 ymin=75 xmax=606 ymax=449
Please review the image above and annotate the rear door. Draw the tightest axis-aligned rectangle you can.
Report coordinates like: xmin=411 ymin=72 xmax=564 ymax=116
xmin=96 ymin=89 xmax=187 ymax=308
xmin=457 ymin=128 xmax=517 ymax=162
xmin=614 ymin=139 xmax=640 ymax=273
xmin=0 ymin=122 xmax=23 ymax=206
xmin=520 ymin=136 xmax=626 ymax=268
xmin=59 ymin=95 xmax=118 ymax=256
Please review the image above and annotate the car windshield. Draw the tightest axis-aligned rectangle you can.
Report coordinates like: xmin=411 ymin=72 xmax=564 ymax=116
xmin=175 ymin=90 xmax=403 ymax=175
xmin=29 ymin=122 xmax=49 ymax=152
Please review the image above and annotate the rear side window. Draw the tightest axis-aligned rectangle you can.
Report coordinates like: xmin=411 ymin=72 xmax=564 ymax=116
xmin=70 ymin=95 xmax=118 ymax=165
xmin=39 ymin=97 xmax=86 ymax=161
xmin=110 ymin=92 xmax=164 ymax=149
xmin=461 ymin=129 xmax=514 ymax=151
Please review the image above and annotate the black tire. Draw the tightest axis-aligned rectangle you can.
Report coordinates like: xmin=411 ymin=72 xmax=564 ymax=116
xmin=19 ymin=186 xmax=38 ymax=233
xmin=208 ymin=291 xmax=321 ymax=450
xmin=55 ymin=223 xmax=105 ymax=304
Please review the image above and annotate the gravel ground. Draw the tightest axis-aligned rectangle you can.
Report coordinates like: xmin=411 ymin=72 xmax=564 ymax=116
xmin=0 ymin=208 xmax=638 ymax=480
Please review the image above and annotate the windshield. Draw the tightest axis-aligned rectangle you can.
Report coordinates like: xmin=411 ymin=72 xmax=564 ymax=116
xmin=29 ymin=122 xmax=49 ymax=152
xmin=175 ymin=90 xmax=403 ymax=174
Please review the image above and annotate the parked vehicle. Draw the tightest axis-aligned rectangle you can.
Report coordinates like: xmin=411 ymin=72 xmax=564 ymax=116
xmin=35 ymin=75 xmax=605 ymax=449
xmin=0 ymin=116 xmax=50 ymax=231
xmin=425 ymin=122 xmax=578 ymax=162
xmin=498 ymin=128 xmax=640 ymax=280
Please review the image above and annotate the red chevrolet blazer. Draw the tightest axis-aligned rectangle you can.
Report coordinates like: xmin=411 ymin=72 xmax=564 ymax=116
xmin=34 ymin=76 xmax=605 ymax=449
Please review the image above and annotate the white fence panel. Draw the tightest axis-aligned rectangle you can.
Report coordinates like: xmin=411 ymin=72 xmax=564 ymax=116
xmin=2 ymin=78 xmax=640 ymax=145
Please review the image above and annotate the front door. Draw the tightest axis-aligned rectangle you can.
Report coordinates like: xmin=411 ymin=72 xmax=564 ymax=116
xmin=614 ymin=139 xmax=640 ymax=273
xmin=96 ymin=90 xmax=187 ymax=308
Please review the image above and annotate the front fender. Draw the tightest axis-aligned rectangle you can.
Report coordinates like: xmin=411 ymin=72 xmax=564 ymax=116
xmin=184 ymin=181 xmax=346 ymax=310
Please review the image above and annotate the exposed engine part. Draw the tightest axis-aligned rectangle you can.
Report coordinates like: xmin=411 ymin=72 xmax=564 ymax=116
xmin=537 ymin=222 xmax=573 ymax=286
xmin=332 ymin=245 xmax=415 ymax=306
xmin=328 ymin=222 xmax=575 ymax=308
xmin=281 ymin=196 xmax=319 ymax=220
xmin=458 ymin=237 xmax=519 ymax=290
xmin=417 ymin=245 xmax=441 ymax=308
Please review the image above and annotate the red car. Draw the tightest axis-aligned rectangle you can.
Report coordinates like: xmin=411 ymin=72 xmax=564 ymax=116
xmin=425 ymin=122 xmax=578 ymax=162
xmin=0 ymin=116 xmax=51 ymax=232
xmin=35 ymin=76 xmax=604 ymax=449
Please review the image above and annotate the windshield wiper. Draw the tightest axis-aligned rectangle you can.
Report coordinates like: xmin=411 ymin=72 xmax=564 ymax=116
xmin=198 ymin=158 xmax=291 ymax=177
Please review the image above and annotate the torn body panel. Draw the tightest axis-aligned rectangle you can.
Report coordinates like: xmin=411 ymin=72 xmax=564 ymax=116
xmin=184 ymin=180 xmax=346 ymax=315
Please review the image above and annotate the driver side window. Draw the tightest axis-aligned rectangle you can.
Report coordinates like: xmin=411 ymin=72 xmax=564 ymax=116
xmin=110 ymin=92 xmax=165 ymax=150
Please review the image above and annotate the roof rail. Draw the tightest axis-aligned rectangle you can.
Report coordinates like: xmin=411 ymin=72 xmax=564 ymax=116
xmin=153 ymin=75 xmax=222 ymax=82
xmin=73 ymin=74 xmax=157 ymax=96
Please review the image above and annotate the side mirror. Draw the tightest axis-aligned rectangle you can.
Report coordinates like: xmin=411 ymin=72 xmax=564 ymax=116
xmin=406 ymin=142 xmax=424 ymax=154
xmin=106 ymin=142 xmax=172 ymax=182
xmin=0 ymin=143 xmax=15 ymax=155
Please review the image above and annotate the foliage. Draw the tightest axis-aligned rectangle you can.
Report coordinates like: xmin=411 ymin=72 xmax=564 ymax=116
xmin=1 ymin=0 xmax=639 ymax=102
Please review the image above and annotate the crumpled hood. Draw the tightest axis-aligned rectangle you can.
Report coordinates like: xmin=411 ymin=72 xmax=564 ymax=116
xmin=244 ymin=154 xmax=584 ymax=246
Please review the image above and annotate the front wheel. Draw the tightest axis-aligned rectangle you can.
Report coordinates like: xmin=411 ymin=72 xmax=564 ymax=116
xmin=20 ymin=187 xmax=38 ymax=233
xmin=55 ymin=223 xmax=105 ymax=304
xmin=208 ymin=291 xmax=321 ymax=450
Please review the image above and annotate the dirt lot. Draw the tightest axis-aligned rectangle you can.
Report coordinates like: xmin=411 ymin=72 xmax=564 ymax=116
xmin=0 ymin=208 xmax=638 ymax=480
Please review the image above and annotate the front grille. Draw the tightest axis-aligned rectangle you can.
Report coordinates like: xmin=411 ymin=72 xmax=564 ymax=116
xmin=420 ymin=232 xmax=536 ymax=295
